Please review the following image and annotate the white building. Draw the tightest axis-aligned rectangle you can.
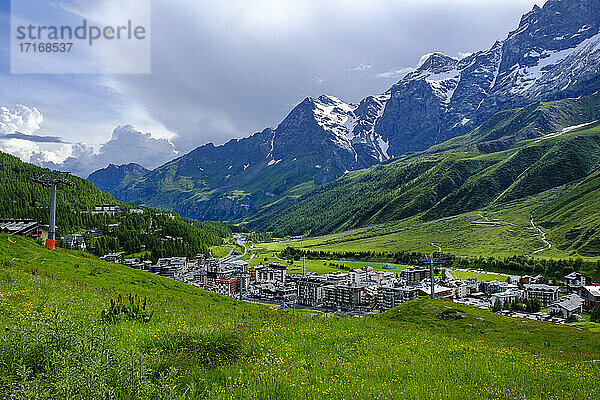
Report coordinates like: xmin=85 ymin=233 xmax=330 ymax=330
xmin=254 ymin=263 xmax=286 ymax=284
xmin=491 ymin=289 xmax=523 ymax=306
xmin=92 ymin=204 xmax=121 ymax=215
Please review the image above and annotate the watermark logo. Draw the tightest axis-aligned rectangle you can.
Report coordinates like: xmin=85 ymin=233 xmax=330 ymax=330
xmin=11 ymin=0 xmax=151 ymax=74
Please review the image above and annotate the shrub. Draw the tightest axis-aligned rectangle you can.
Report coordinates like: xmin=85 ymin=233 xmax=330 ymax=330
xmin=100 ymin=293 xmax=154 ymax=324
xmin=0 ymin=314 xmax=162 ymax=398
xmin=591 ymin=304 xmax=600 ymax=323
xmin=140 ymin=329 xmax=245 ymax=367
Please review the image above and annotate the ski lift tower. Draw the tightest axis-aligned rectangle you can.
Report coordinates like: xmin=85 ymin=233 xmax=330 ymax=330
xmin=29 ymin=173 xmax=76 ymax=249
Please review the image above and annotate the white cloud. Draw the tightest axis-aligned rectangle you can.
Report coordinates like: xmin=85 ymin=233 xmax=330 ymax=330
xmin=350 ymin=63 xmax=373 ymax=72
xmin=0 ymin=105 xmax=43 ymax=135
xmin=38 ymin=125 xmax=179 ymax=178
xmin=375 ymin=67 xmax=415 ymax=79
xmin=0 ymin=105 xmax=178 ymax=178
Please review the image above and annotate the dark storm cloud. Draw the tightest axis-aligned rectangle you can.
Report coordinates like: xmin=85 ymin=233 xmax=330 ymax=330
xmin=106 ymin=0 xmax=546 ymax=152
xmin=0 ymin=132 xmax=66 ymax=143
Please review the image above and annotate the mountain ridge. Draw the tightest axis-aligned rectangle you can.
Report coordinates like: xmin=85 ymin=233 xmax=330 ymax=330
xmin=88 ymin=0 xmax=600 ymax=222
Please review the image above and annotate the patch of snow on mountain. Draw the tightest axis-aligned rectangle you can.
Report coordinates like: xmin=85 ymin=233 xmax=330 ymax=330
xmin=426 ymin=69 xmax=460 ymax=103
xmin=507 ymin=23 xmax=529 ymax=40
xmin=267 ymin=159 xmax=281 ymax=166
xmin=578 ymin=25 xmax=591 ymax=33
xmin=243 ymin=164 xmax=249 ymax=170
xmin=266 ymin=130 xmax=275 ymax=159
xmin=312 ymin=95 xmax=358 ymax=151
xmin=535 ymin=120 xmax=598 ymax=142
xmin=349 ymin=93 xmax=392 ymax=162
xmin=375 ymin=136 xmax=390 ymax=161
xmin=509 ymin=30 xmax=600 ymax=95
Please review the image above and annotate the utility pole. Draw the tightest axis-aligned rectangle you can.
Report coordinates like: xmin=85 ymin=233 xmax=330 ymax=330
xmin=29 ymin=174 xmax=75 ymax=249
xmin=302 ymin=255 xmax=306 ymax=276
xmin=430 ymin=253 xmax=435 ymax=299
xmin=239 ymin=267 xmax=244 ymax=301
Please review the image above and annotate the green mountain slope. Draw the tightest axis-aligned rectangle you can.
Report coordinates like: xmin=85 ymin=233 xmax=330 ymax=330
xmin=248 ymin=95 xmax=600 ymax=257
xmin=0 ymin=151 xmax=118 ymax=231
xmin=536 ymin=169 xmax=600 ymax=256
xmin=0 ymin=151 xmax=229 ymax=257
xmin=1 ymin=235 xmax=598 ymax=399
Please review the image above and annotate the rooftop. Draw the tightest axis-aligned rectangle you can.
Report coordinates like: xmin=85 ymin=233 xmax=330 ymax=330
xmin=549 ymin=294 xmax=583 ymax=311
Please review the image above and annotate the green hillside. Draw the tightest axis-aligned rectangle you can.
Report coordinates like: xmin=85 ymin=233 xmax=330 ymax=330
xmin=259 ymin=180 xmax=600 ymax=260
xmin=1 ymin=235 xmax=599 ymax=399
xmin=0 ymin=151 xmax=230 ymax=258
xmin=248 ymin=95 xmax=600 ymax=257
xmin=0 ymin=151 xmax=117 ymax=231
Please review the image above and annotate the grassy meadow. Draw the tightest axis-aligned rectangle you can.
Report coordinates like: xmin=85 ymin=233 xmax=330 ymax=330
xmin=1 ymin=234 xmax=599 ymax=399
xmin=242 ymin=250 xmax=410 ymax=275
xmin=447 ymin=270 xmax=508 ymax=282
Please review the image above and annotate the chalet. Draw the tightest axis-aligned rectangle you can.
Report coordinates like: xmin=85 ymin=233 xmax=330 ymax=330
xmin=100 ymin=253 xmax=121 ymax=263
xmin=368 ymin=270 xmax=394 ymax=283
xmin=63 ymin=234 xmax=86 ymax=250
xmin=524 ymin=284 xmax=560 ymax=307
xmin=452 ymin=282 xmax=470 ymax=299
xmin=0 ymin=219 xmax=48 ymax=240
xmin=92 ymin=204 xmax=120 ymax=216
xmin=417 ymin=284 xmax=453 ymax=298
xmin=326 ymin=271 xmax=349 ymax=283
xmin=212 ymin=273 xmax=240 ymax=297
xmin=350 ymin=266 xmax=374 ymax=283
xmin=153 ymin=257 xmax=187 ymax=279
xmin=84 ymin=229 xmax=103 ymax=238
xmin=547 ymin=294 xmax=584 ymax=319
xmin=564 ymin=272 xmax=592 ymax=293
xmin=481 ymin=280 xmax=517 ymax=295
xmin=579 ymin=286 xmax=600 ymax=311
xmin=255 ymin=282 xmax=296 ymax=302
xmin=377 ymin=285 xmax=419 ymax=311
xmin=323 ymin=284 xmax=367 ymax=311
xmin=520 ymin=275 xmax=544 ymax=285
xmin=124 ymin=258 xmax=144 ymax=270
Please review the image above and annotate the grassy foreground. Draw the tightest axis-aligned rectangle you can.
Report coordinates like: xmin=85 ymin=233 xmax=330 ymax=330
xmin=1 ymin=234 xmax=599 ymax=399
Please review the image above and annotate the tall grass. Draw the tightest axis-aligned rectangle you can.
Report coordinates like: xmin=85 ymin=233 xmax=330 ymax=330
xmin=1 ymin=235 xmax=599 ymax=399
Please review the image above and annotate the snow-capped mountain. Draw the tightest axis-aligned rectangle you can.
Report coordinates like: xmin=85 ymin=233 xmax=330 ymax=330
xmin=377 ymin=0 xmax=600 ymax=154
xmin=90 ymin=0 xmax=600 ymax=221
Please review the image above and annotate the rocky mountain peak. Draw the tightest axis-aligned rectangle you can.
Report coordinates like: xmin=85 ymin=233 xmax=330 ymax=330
xmin=415 ymin=53 xmax=458 ymax=75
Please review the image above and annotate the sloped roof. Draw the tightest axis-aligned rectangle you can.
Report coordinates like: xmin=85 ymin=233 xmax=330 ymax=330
xmin=549 ymin=294 xmax=583 ymax=311
xmin=583 ymin=286 xmax=600 ymax=297
xmin=0 ymin=220 xmax=42 ymax=235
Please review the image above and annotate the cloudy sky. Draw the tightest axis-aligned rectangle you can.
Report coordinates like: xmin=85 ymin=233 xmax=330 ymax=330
xmin=0 ymin=0 xmax=546 ymax=177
